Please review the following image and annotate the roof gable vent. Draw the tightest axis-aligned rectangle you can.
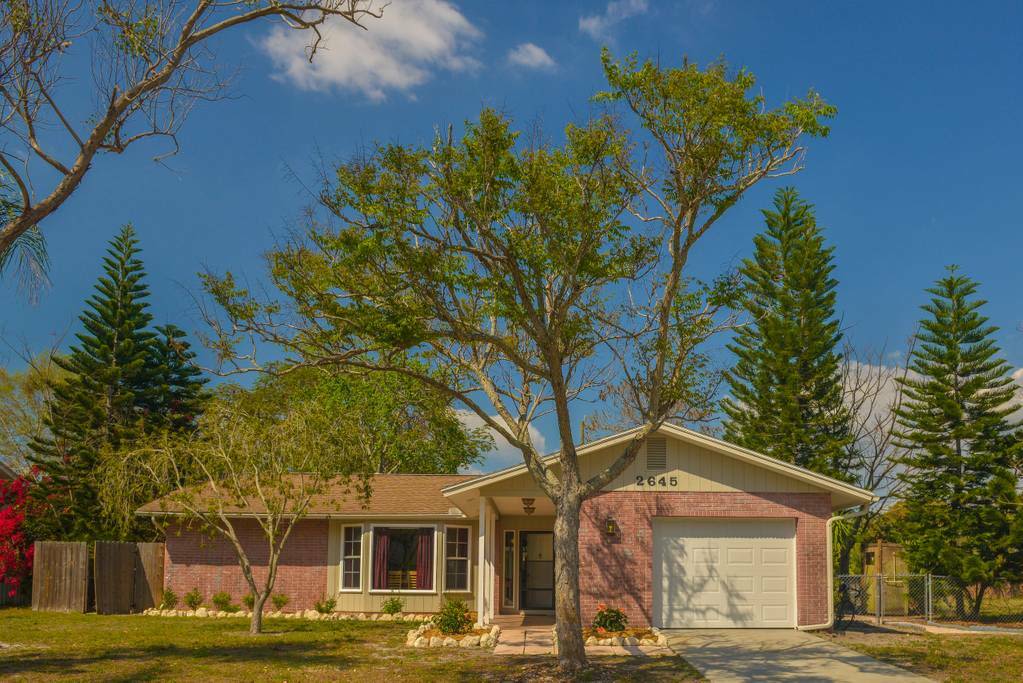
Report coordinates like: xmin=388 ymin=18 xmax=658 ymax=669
xmin=645 ymin=437 xmax=667 ymax=471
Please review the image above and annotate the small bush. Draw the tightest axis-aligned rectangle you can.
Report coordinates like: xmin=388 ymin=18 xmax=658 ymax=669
xmin=315 ymin=596 xmax=337 ymax=614
xmin=211 ymin=591 xmax=236 ymax=612
xmin=435 ymin=597 xmax=473 ymax=635
xmin=242 ymin=593 xmax=255 ymax=610
xmin=592 ymin=603 xmax=628 ymax=633
xmin=184 ymin=588 xmax=203 ymax=610
xmin=160 ymin=588 xmax=178 ymax=610
xmin=381 ymin=596 xmax=404 ymax=615
xmin=271 ymin=593 xmax=289 ymax=611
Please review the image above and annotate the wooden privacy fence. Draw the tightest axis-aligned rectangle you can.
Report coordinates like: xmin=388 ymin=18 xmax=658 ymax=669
xmin=31 ymin=541 xmax=90 ymax=612
xmin=94 ymin=541 xmax=164 ymax=614
xmin=31 ymin=540 xmax=164 ymax=614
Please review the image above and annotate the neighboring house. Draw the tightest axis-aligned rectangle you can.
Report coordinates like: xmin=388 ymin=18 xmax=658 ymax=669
xmin=138 ymin=423 xmax=873 ymax=629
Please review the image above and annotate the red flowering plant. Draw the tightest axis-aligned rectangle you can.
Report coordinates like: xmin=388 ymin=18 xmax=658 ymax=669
xmin=592 ymin=603 xmax=628 ymax=633
xmin=0 ymin=475 xmax=35 ymax=599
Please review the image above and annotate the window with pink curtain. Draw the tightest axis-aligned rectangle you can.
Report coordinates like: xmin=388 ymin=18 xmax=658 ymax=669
xmin=372 ymin=527 xmax=434 ymax=590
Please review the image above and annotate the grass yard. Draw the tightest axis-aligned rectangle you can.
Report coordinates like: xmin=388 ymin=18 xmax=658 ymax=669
xmin=0 ymin=609 xmax=702 ymax=682
xmin=824 ymin=625 xmax=1023 ymax=683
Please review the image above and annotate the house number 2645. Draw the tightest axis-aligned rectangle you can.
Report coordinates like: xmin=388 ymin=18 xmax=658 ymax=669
xmin=635 ymin=475 xmax=678 ymax=487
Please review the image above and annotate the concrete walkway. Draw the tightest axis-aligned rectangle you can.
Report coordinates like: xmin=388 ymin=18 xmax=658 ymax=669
xmin=665 ymin=629 xmax=932 ymax=682
xmin=490 ymin=615 xmax=671 ymax=656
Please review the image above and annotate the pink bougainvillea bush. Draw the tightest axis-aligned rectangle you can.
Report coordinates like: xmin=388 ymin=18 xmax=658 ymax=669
xmin=0 ymin=475 xmax=34 ymax=598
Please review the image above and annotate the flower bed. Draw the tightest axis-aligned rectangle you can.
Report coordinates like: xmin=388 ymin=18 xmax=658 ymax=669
xmin=583 ymin=627 xmax=656 ymax=641
xmin=405 ymin=621 xmax=501 ymax=648
xmin=581 ymin=626 xmax=668 ymax=647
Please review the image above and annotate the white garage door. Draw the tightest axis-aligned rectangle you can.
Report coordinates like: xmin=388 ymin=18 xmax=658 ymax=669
xmin=653 ymin=518 xmax=795 ymax=628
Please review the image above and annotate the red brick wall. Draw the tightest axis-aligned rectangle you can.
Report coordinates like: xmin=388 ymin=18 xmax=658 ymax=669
xmin=579 ymin=491 xmax=831 ymax=627
xmin=164 ymin=519 xmax=328 ymax=611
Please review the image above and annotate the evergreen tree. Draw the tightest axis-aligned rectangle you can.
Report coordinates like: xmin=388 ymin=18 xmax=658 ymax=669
xmin=722 ymin=188 xmax=851 ymax=477
xmin=149 ymin=323 xmax=208 ymax=431
xmin=895 ymin=268 xmax=1023 ymax=614
xmin=29 ymin=225 xmax=207 ymax=540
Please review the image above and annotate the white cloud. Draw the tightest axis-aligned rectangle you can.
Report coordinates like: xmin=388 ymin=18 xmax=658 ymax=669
xmin=260 ymin=0 xmax=482 ymax=102
xmin=578 ymin=0 xmax=649 ymax=41
xmin=506 ymin=43 xmax=556 ymax=70
xmin=457 ymin=410 xmax=548 ymax=474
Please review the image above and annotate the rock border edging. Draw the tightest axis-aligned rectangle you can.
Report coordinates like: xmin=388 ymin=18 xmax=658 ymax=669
xmin=141 ymin=607 xmax=433 ymax=622
xmin=405 ymin=621 xmax=501 ymax=648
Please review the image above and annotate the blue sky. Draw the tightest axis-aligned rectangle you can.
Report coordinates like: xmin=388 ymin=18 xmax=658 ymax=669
xmin=4 ymin=1 xmax=1022 ymax=470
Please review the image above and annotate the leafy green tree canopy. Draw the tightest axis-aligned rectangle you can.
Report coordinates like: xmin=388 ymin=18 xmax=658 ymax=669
xmin=202 ymin=50 xmax=834 ymax=670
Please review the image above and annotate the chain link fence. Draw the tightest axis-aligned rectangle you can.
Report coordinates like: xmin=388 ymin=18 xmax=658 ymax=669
xmin=835 ymin=575 xmax=1023 ymax=630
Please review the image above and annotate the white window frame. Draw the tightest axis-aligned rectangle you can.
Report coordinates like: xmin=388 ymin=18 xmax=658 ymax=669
xmin=443 ymin=524 xmax=472 ymax=593
xmin=368 ymin=523 xmax=439 ymax=594
xmin=501 ymin=529 xmax=517 ymax=610
xmin=340 ymin=524 xmax=363 ymax=593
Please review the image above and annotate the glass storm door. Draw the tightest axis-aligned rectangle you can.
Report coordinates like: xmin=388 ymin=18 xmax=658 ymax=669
xmin=519 ymin=531 xmax=554 ymax=610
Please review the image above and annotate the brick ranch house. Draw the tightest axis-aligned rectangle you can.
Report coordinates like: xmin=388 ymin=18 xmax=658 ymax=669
xmin=138 ymin=423 xmax=874 ymax=629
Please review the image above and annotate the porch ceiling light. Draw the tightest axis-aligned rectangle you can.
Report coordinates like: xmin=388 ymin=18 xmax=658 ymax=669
xmin=521 ymin=498 xmax=535 ymax=515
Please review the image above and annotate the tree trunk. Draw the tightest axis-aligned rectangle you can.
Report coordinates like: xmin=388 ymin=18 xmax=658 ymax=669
xmin=837 ymin=539 xmax=854 ymax=576
xmin=250 ymin=592 xmax=266 ymax=634
xmin=970 ymin=584 xmax=987 ymax=620
xmin=553 ymin=492 xmax=586 ymax=672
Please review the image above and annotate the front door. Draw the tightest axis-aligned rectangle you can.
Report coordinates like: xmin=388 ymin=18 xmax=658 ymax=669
xmin=519 ymin=531 xmax=554 ymax=611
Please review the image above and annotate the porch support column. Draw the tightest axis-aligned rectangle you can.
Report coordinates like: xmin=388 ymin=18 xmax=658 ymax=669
xmin=486 ymin=502 xmax=498 ymax=623
xmin=477 ymin=496 xmax=488 ymax=625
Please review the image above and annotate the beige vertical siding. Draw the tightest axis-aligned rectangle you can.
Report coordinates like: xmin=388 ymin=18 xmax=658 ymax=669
xmin=579 ymin=437 xmax=826 ymax=493
xmin=475 ymin=433 xmax=829 ymax=498
xmin=326 ymin=518 xmax=477 ymax=614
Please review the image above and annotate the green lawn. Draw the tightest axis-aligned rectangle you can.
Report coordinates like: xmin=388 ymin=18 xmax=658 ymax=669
xmin=0 ymin=609 xmax=702 ymax=682
xmin=824 ymin=627 xmax=1023 ymax=683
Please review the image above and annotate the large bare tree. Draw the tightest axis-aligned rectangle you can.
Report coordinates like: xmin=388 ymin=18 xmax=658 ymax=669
xmin=203 ymin=51 xmax=835 ymax=670
xmin=836 ymin=343 xmax=914 ymax=573
xmin=0 ymin=0 xmax=382 ymax=292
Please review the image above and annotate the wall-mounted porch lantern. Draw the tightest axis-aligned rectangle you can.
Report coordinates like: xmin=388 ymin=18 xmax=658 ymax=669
xmin=604 ymin=518 xmax=619 ymax=536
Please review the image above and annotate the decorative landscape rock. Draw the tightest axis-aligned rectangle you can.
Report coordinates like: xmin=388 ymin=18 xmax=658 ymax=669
xmin=142 ymin=606 xmax=434 ymax=624
xmin=403 ymin=621 xmax=497 ymax=648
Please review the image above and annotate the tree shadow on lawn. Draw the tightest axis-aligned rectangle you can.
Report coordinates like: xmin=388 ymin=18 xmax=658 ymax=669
xmin=0 ymin=623 xmax=368 ymax=681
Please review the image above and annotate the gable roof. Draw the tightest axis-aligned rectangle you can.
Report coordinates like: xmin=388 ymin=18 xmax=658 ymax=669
xmin=137 ymin=473 xmax=479 ymax=518
xmin=442 ymin=423 xmax=875 ymax=509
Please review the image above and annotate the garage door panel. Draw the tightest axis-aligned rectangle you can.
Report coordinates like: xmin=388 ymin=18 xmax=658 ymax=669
xmin=728 ymin=575 xmax=755 ymax=593
xmin=761 ymin=547 xmax=789 ymax=566
xmin=761 ymin=576 xmax=789 ymax=594
xmin=654 ymin=518 xmax=796 ymax=628
xmin=727 ymin=548 xmax=754 ymax=566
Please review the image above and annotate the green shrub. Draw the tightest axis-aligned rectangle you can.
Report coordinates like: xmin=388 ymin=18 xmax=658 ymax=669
xmin=271 ymin=593 xmax=289 ymax=611
xmin=160 ymin=588 xmax=178 ymax=610
xmin=242 ymin=593 xmax=255 ymax=610
xmin=184 ymin=588 xmax=203 ymax=610
xmin=314 ymin=596 xmax=337 ymax=614
xmin=434 ymin=597 xmax=473 ymax=635
xmin=211 ymin=591 xmax=236 ymax=612
xmin=381 ymin=596 xmax=404 ymax=615
xmin=592 ymin=603 xmax=628 ymax=633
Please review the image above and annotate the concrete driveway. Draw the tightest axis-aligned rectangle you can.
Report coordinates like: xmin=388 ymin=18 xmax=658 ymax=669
xmin=664 ymin=629 xmax=932 ymax=682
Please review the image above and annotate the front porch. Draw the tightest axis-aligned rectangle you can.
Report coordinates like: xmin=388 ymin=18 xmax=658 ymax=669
xmin=464 ymin=492 xmax=557 ymax=625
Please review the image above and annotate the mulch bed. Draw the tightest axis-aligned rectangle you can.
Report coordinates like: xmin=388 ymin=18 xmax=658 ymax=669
xmin=418 ymin=627 xmax=491 ymax=641
xmin=582 ymin=627 xmax=655 ymax=640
